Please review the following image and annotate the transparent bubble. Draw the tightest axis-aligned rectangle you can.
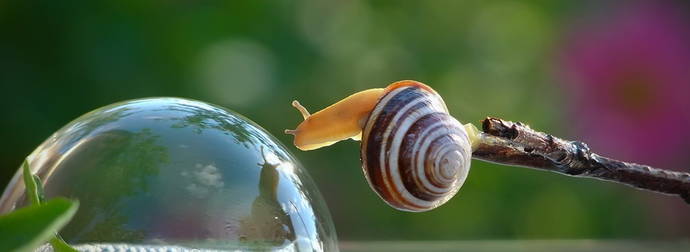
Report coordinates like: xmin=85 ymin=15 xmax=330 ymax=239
xmin=0 ymin=98 xmax=338 ymax=251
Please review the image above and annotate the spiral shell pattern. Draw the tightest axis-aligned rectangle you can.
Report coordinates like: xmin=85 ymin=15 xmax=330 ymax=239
xmin=360 ymin=82 xmax=472 ymax=212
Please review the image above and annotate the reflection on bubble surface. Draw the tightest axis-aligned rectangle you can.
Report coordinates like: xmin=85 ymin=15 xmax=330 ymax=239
xmin=0 ymin=98 xmax=337 ymax=251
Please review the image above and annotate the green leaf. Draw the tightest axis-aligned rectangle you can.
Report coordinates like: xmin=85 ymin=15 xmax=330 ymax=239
xmin=50 ymin=235 xmax=78 ymax=252
xmin=22 ymin=160 xmax=41 ymax=205
xmin=33 ymin=174 xmax=46 ymax=204
xmin=0 ymin=198 xmax=79 ymax=252
xmin=20 ymin=160 xmax=78 ymax=252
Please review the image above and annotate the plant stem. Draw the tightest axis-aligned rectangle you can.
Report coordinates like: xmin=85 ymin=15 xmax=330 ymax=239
xmin=472 ymin=117 xmax=690 ymax=204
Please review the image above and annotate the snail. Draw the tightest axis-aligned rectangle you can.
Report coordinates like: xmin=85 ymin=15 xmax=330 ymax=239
xmin=285 ymin=80 xmax=479 ymax=212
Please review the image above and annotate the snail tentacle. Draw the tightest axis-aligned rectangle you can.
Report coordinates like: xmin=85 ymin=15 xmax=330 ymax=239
xmin=291 ymin=100 xmax=311 ymax=119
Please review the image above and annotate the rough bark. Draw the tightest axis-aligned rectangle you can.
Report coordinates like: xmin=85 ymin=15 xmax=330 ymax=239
xmin=472 ymin=117 xmax=690 ymax=204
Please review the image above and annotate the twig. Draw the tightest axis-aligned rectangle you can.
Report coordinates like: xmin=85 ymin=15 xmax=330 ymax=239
xmin=472 ymin=117 xmax=690 ymax=204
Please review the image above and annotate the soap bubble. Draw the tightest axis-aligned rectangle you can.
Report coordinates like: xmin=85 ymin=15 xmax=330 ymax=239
xmin=0 ymin=98 xmax=338 ymax=251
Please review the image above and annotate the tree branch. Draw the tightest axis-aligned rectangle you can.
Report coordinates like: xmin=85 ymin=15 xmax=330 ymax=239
xmin=472 ymin=117 xmax=690 ymax=204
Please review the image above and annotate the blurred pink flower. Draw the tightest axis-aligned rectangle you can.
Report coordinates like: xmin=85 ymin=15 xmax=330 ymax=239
xmin=560 ymin=1 xmax=690 ymax=169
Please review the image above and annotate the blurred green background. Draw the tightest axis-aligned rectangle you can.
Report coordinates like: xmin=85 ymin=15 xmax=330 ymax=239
xmin=1 ymin=0 xmax=689 ymax=241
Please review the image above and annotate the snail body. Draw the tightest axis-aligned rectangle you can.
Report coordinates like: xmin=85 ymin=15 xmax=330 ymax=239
xmin=285 ymin=88 xmax=384 ymax=151
xmin=286 ymin=80 xmax=473 ymax=212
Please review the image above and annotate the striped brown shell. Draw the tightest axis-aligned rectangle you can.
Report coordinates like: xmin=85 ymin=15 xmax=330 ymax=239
xmin=360 ymin=81 xmax=472 ymax=212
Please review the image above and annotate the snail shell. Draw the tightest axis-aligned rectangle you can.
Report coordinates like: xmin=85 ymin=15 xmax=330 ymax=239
xmin=360 ymin=81 xmax=472 ymax=212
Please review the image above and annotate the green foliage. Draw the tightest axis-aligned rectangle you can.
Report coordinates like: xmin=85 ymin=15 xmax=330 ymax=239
xmin=0 ymin=198 xmax=78 ymax=252
xmin=22 ymin=160 xmax=41 ymax=206
xmin=19 ymin=160 xmax=78 ymax=252
xmin=49 ymin=235 xmax=78 ymax=252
